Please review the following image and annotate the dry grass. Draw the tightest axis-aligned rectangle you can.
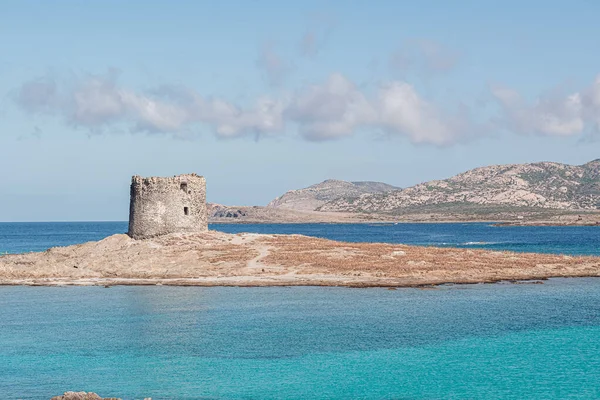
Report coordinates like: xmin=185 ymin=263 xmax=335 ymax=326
xmin=259 ymin=235 xmax=600 ymax=284
xmin=0 ymin=230 xmax=599 ymax=286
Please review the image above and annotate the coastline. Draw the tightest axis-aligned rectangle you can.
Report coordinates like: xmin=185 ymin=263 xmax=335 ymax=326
xmin=494 ymin=220 xmax=600 ymax=227
xmin=3 ymin=276 xmax=598 ymax=288
xmin=1 ymin=230 xmax=599 ymax=287
xmin=207 ymin=203 xmax=600 ymax=226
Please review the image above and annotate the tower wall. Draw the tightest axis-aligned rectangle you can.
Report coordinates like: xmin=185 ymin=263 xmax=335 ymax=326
xmin=128 ymin=174 xmax=207 ymax=239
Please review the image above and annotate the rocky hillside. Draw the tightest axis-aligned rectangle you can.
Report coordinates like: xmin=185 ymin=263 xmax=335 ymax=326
xmin=208 ymin=203 xmax=249 ymax=219
xmin=266 ymin=180 xmax=400 ymax=211
xmin=318 ymin=160 xmax=600 ymax=213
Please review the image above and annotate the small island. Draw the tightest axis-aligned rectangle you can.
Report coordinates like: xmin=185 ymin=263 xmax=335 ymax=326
xmin=1 ymin=174 xmax=599 ymax=288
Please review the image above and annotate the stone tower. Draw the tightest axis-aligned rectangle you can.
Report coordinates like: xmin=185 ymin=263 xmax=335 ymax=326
xmin=128 ymin=174 xmax=208 ymax=239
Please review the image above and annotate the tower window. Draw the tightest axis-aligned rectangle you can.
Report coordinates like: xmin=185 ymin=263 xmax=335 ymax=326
xmin=184 ymin=207 xmax=189 ymax=215
xmin=180 ymin=182 xmax=188 ymax=191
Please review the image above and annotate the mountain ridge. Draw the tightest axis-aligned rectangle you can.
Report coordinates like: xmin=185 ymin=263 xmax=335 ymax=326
xmin=317 ymin=160 xmax=600 ymax=213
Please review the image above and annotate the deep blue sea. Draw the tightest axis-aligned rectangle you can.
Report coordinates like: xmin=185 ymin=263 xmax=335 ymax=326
xmin=1 ymin=221 xmax=599 ymax=255
xmin=1 ymin=222 xmax=599 ymax=399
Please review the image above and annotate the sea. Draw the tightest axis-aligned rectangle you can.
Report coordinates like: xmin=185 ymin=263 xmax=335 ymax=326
xmin=0 ymin=222 xmax=599 ymax=399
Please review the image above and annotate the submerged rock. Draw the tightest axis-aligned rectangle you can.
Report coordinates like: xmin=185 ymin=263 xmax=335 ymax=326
xmin=50 ymin=392 xmax=122 ymax=400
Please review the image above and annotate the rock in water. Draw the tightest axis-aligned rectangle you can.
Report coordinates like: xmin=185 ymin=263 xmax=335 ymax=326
xmin=50 ymin=392 xmax=121 ymax=400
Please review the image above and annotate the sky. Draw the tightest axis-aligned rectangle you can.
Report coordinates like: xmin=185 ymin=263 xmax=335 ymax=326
xmin=1 ymin=0 xmax=599 ymax=221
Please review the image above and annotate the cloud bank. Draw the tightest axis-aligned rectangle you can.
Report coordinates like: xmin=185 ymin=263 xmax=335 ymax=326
xmin=14 ymin=70 xmax=600 ymax=145
xmin=15 ymin=71 xmax=286 ymax=138
xmin=490 ymin=76 xmax=600 ymax=137
xmin=14 ymin=71 xmax=474 ymax=145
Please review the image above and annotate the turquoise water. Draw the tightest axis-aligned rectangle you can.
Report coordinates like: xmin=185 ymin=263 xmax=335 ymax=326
xmin=1 ymin=281 xmax=600 ymax=399
xmin=1 ymin=221 xmax=599 ymax=255
xmin=1 ymin=222 xmax=599 ymax=398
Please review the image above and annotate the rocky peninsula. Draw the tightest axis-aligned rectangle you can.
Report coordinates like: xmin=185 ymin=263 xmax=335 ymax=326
xmin=1 ymin=230 xmax=598 ymax=287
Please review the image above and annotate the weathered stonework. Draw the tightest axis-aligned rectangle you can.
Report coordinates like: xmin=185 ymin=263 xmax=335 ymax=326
xmin=128 ymin=174 xmax=207 ymax=239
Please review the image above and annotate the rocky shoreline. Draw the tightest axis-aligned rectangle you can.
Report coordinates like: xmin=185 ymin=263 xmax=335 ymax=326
xmin=208 ymin=203 xmax=600 ymax=226
xmin=494 ymin=213 xmax=600 ymax=226
xmin=1 ymin=231 xmax=599 ymax=287
xmin=51 ymin=391 xmax=139 ymax=400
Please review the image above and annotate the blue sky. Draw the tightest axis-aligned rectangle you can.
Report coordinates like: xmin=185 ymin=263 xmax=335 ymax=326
xmin=1 ymin=0 xmax=599 ymax=221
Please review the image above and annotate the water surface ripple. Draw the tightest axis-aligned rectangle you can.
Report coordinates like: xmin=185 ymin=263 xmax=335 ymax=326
xmin=1 ymin=222 xmax=599 ymax=398
xmin=1 ymin=282 xmax=599 ymax=399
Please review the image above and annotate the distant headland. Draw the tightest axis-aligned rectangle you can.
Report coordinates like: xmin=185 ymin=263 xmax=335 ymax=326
xmin=209 ymin=159 xmax=600 ymax=226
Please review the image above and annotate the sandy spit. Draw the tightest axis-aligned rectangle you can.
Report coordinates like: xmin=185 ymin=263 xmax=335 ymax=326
xmin=1 ymin=231 xmax=599 ymax=287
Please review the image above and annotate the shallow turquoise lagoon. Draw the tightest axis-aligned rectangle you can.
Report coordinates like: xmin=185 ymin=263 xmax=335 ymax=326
xmin=1 ymin=280 xmax=599 ymax=399
xmin=1 ymin=222 xmax=599 ymax=398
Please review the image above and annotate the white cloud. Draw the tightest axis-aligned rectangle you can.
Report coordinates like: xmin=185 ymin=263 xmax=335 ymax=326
xmin=489 ymin=79 xmax=600 ymax=137
xmin=582 ymin=75 xmax=600 ymax=132
xmin=71 ymin=74 xmax=126 ymax=127
xmin=378 ymin=82 xmax=469 ymax=145
xmin=286 ymin=74 xmax=473 ymax=144
xmin=13 ymin=71 xmax=476 ymax=145
xmin=197 ymin=96 xmax=286 ymax=138
xmin=286 ymin=73 xmax=376 ymax=140
xmin=14 ymin=72 xmax=286 ymax=138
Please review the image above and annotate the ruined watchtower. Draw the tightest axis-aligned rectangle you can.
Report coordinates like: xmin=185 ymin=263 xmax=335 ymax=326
xmin=128 ymin=174 xmax=208 ymax=239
